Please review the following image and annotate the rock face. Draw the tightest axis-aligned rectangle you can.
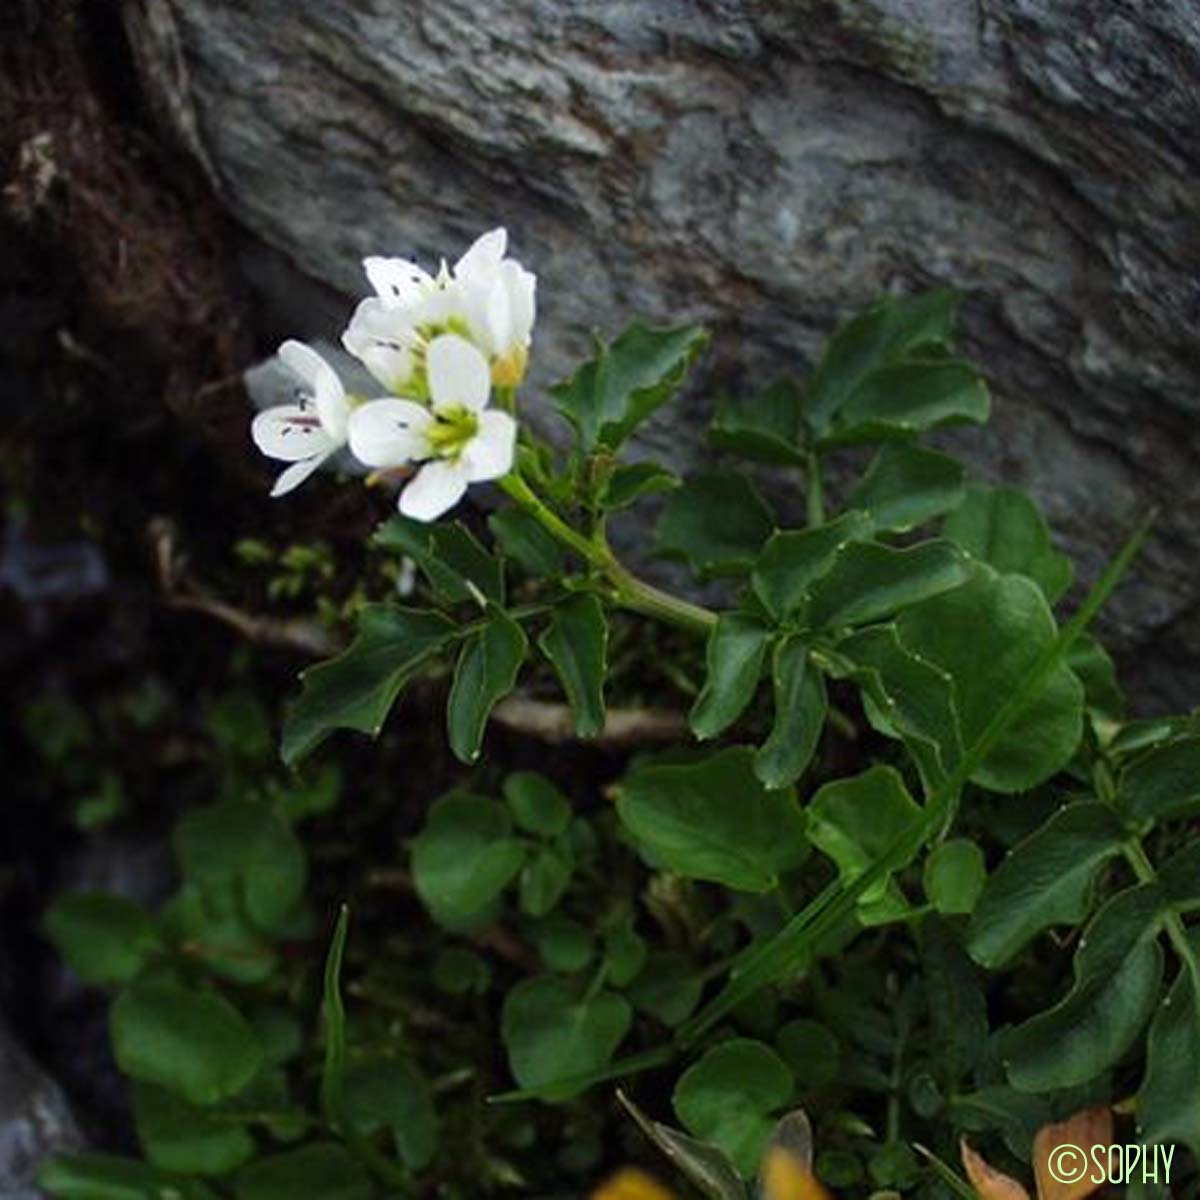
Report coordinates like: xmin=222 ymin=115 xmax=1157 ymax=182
xmin=0 ymin=1021 xmax=83 ymax=1200
xmin=123 ymin=0 xmax=1200 ymax=711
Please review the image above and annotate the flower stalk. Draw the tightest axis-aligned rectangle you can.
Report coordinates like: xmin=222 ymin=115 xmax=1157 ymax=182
xmin=497 ymin=473 xmax=717 ymax=637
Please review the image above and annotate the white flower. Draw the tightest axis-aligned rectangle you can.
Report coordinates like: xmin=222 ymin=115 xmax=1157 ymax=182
xmin=342 ymin=227 xmax=536 ymax=394
xmin=251 ymin=341 xmax=352 ymax=497
xmin=348 ymin=333 xmax=517 ymax=522
xmin=452 ymin=228 xmax=537 ymax=387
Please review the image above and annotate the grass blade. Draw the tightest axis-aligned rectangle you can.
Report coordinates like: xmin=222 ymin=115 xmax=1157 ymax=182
xmin=321 ymin=903 xmax=350 ymax=1128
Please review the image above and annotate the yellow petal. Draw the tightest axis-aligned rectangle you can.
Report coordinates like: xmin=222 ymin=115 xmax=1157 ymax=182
xmin=761 ymin=1146 xmax=834 ymax=1200
xmin=961 ymin=1138 xmax=1032 ymax=1200
xmin=590 ymin=1167 xmax=676 ymax=1200
xmin=1033 ymin=1106 xmax=1113 ymax=1200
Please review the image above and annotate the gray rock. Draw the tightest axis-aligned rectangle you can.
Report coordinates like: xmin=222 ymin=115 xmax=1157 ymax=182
xmin=0 ymin=1021 xmax=84 ymax=1200
xmin=123 ymin=0 xmax=1200 ymax=711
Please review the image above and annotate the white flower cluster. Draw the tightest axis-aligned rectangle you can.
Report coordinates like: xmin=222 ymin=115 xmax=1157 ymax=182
xmin=251 ymin=228 xmax=535 ymax=521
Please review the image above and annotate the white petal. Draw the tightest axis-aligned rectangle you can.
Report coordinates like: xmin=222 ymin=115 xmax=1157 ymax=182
xmin=398 ymin=459 xmax=469 ymax=522
xmin=463 ymin=410 xmax=517 ymax=483
xmin=450 ymin=275 xmax=497 ymax=356
xmin=252 ymin=404 xmax=337 ymax=462
xmin=342 ymin=298 xmax=419 ymax=392
xmin=480 ymin=275 xmax=513 ymax=356
xmin=363 ymin=256 xmax=436 ymax=306
xmin=270 ymin=450 xmax=334 ymax=497
xmin=418 ymin=279 xmax=465 ymax=327
xmin=453 ymin=227 xmax=507 ymax=280
xmin=277 ymin=340 xmax=347 ymax=441
xmin=348 ymin=399 xmax=434 ymax=468
xmin=503 ymin=261 xmax=536 ymax=344
xmin=426 ymin=334 xmax=492 ymax=413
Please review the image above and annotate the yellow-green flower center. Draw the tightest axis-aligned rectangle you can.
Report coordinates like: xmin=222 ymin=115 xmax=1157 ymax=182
xmin=426 ymin=405 xmax=479 ymax=462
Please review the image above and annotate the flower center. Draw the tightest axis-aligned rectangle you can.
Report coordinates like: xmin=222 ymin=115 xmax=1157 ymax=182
xmin=426 ymin=405 xmax=479 ymax=462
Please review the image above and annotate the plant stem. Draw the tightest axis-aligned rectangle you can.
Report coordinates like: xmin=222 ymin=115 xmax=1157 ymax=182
xmin=605 ymin=559 xmax=716 ymax=637
xmin=806 ymin=450 xmax=825 ymax=527
xmin=1123 ymin=839 xmax=1200 ymax=994
xmin=499 ymin=473 xmax=716 ymax=637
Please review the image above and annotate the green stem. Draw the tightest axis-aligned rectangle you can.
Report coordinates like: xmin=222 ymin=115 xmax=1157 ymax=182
xmin=806 ymin=450 xmax=825 ymax=527
xmin=499 ymin=473 xmax=602 ymax=566
xmin=605 ymin=559 xmax=716 ymax=637
xmin=1123 ymin=839 xmax=1200 ymax=993
xmin=499 ymin=473 xmax=717 ymax=637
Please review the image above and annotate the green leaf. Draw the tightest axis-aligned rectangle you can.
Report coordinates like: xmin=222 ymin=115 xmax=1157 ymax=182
xmin=39 ymin=1155 xmax=217 ymax=1200
xmin=753 ymin=638 xmax=826 ymax=790
xmin=1110 ymin=716 xmax=1193 ymax=759
xmin=895 ymin=570 xmax=1084 ymax=791
xmin=1067 ymin=633 xmax=1125 ymax=725
xmin=617 ymin=1089 xmax=748 ymax=1200
xmin=446 ymin=606 xmax=527 ymax=763
xmin=690 ymin=612 xmax=772 ymax=740
xmin=601 ymin=461 xmax=681 ymax=509
xmin=835 ymin=623 xmax=961 ymax=791
xmin=709 ymin=378 xmax=805 ymax=465
xmin=751 ymin=512 xmax=873 ymax=621
xmin=806 ymin=766 xmax=921 ymax=923
xmin=948 ymin=1086 xmax=1050 ymax=1161
xmin=374 ymin=516 xmax=504 ymax=605
xmin=174 ymin=800 xmax=306 ymax=934
xmin=411 ymin=791 xmax=526 ymax=924
xmin=504 ymin=771 xmax=572 ymax=836
xmin=604 ymin=916 xmax=648 ymax=987
xmin=552 ymin=321 xmax=709 ymax=452
xmin=488 ymin=508 xmax=565 ymax=577
xmin=824 ymin=359 xmax=989 ymax=445
xmin=343 ymin=1058 xmax=438 ymax=1170
xmin=655 ymin=472 xmax=775 ymax=578
xmin=1002 ymin=884 xmax=1166 ymax=1090
xmin=674 ymin=511 xmax=1152 ymax=1051
xmin=1138 ymin=931 xmax=1200 ymax=1158
xmin=805 ymin=290 xmax=959 ymax=434
xmin=845 ymin=443 xmax=966 ymax=533
xmin=966 ymin=801 xmax=1127 ymax=968
xmin=234 ymin=1145 xmax=372 ymax=1200
xmin=132 ymin=1082 xmax=254 ymax=1175
xmin=1117 ymin=736 xmax=1200 ymax=829
xmin=159 ymin=885 xmax=277 ymax=985
xmin=942 ymin=484 xmax=1073 ymax=603
xmin=250 ymin=1006 xmax=303 ymax=1067
xmin=537 ymin=915 xmax=594 ymax=973
xmin=502 ymin=976 xmax=632 ymax=1098
xmin=282 ymin=605 xmax=457 ymax=765
xmin=616 ymin=746 xmax=807 ymax=892
xmin=111 ymin=983 xmax=264 ymax=1106
xmin=537 ymin=594 xmax=607 ymax=737
xmin=520 ymin=847 xmax=572 ymax=917
xmin=1160 ymin=842 xmax=1200 ymax=909
xmin=806 ymin=540 xmax=970 ymax=630
xmin=43 ymin=893 xmax=161 ymax=987
xmin=672 ymin=1039 xmax=794 ymax=1177
xmin=774 ymin=1020 xmax=840 ymax=1089
xmin=923 ymin=840 xmax=986 ymax=915
xmin=432 ymin=947 xmax=491 ymax=995
xmin=627 ymin=952 xmax=705 ymax=1027
xmin=922 ymin=918 xmax=988 ymax=1085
